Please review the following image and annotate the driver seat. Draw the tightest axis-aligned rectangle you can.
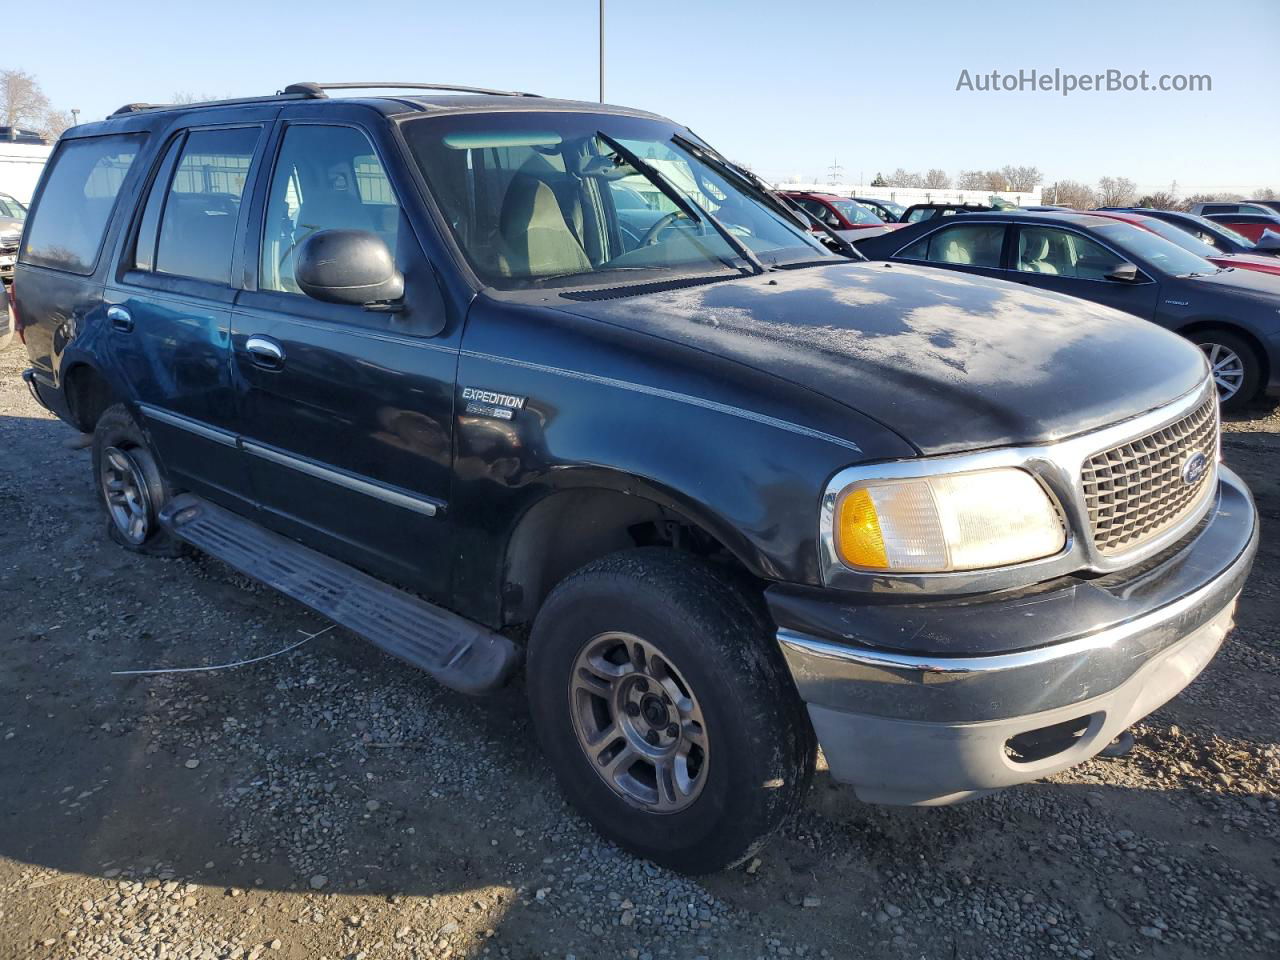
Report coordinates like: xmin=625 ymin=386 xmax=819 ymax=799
xmin=1019 ymin=233 xmax=1059 ymax=274
xmin=498 ymin=174 xmax=592 ymax=278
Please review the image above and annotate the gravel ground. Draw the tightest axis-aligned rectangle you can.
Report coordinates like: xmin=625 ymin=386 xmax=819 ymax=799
xmin=0 ymin=339 xmax=1277 ymax=960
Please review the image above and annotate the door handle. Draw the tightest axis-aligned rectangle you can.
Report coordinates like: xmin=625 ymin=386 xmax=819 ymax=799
xmin=245 ymin=335 xmax=286 ymax=370
xmin=106 ymin=305 xmax=133 ymax=332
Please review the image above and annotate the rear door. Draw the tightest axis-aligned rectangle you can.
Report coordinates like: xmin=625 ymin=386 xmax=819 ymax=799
xmin=1009 ymin=223 xmax=1160 ymax=320
xmin=891 ymin=220 xmax=1009 ymax=281
xmin=104 ymin=115 xmax=273 ymax=509
xmin=230 ymin=107 xmax=456 ymax=598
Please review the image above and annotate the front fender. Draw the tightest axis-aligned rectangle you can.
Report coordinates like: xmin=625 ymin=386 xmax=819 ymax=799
xmin=448 ymin=295 xmax=914 ymax=626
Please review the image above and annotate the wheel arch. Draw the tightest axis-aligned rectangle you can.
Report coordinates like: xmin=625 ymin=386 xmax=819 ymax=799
xmin=1176 ymin=320 xmax=1270 ymax=394
xmin=500 ymin=479 xmax=768 ymax=628
xmin=61 ymin=361 xmax=122 ymax=434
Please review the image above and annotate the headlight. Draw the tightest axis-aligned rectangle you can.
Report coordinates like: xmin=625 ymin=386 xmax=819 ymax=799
xmin=834 ymin=468 xmax=1066 ymax=573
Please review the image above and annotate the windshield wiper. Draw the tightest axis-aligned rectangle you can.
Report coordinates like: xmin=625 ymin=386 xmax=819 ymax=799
xmin=672 ymin=133 xmax=864 ymax=260
xmin=596 ymin=131 xmax=766 ymax=276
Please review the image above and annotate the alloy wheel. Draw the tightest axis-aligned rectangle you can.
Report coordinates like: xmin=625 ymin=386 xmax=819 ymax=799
xmin=100 ymin=446 xmax=153 ymax=545
xmin=569 ymin=632 xmax=709 ymax=813
xmin=1200 ymin=342 xmax=1245 ymax=401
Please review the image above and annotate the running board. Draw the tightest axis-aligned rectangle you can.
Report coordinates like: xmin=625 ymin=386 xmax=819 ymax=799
xmin=157 ymin=494 xmax=519 ymax=694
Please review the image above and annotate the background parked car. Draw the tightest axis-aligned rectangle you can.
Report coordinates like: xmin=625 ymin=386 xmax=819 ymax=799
xmin=780 ymin=191 xmax=891 ymax=230
xmin=899 ymin=202 xmax=994 ymax=223
xmin=1189 ymin=201 xmax=1280 ymax=218
xmin=856 ymin=210 xmax=1280 ymax=408
xmin=0 ymin=197 xmax=23 ymax=286
xmin=1196 ymin=210 xmax=1280 ymax=244
xmin=852 ymin=197 xmax=905 ymax=222
xmin=1084 ymin=210 xmax=1280 ymax=277
xmin=1104 ymin=208 xmax=1280 ymax=257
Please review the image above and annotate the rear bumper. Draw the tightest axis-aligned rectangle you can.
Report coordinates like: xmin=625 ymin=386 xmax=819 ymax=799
xmin=772 ymin=467 xmax=1258 ymax=805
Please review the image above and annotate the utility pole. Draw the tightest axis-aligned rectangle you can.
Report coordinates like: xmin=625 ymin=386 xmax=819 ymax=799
xmin=70 ymin=108 xmax=80 ymax=127
xmin=599 ymin=0 xmax=605 ymax=103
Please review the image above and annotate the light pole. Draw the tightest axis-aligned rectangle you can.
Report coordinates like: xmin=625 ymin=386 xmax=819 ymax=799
xmin=70 ymin=108 xmax=80 ymax=127
xmin=599 ymin=0 xmax=605 ymax=103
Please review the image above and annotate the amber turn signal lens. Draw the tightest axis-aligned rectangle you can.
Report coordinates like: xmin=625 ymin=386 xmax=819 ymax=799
xmin=836 ymin=487 xmax=889 ymax=569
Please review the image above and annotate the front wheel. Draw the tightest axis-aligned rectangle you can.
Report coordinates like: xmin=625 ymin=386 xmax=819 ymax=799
xmin=1188 ymin=329 xmax=1261 ymax=411
xmin=527 ymin=549 xmax=815 ymax=874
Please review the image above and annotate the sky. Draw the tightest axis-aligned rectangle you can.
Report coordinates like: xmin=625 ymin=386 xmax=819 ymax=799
xmin=7 ymin=0 xmax=1279 ymax=194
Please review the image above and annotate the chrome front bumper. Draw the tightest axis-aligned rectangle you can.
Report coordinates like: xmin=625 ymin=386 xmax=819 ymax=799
xmin=773 ymin=467 xmax=1258 ymax=805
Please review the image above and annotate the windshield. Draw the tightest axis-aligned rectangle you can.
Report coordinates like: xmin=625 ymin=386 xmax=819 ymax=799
xmin=402 ymin=113 xmax=831 ymax=288
xmin=1095 ymin=222 xmax=1220 ymax=277
xmin=1187 ymin=214 xmax=1253 ymax=247
xmin=876 ymin=200 xmax=905 ymax=217
xmin=831 ymin=200 xmax=882 ymax=225
xmin=1132 ymin=217 xmax=1222 ymax=259
xmin=0 ymin=195 xmax=26 ymax=220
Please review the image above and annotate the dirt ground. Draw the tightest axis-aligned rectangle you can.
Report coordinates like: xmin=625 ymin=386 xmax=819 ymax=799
xmin=0 ymin=338 xmax=1277 ymax=960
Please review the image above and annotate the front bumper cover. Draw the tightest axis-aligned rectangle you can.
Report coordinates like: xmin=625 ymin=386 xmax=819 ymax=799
xmin=771 ymin=466 xmax=1258 ymax=805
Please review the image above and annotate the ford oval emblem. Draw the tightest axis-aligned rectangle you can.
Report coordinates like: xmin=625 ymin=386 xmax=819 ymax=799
xmin=1181 ymin=451 xmax=1209 ymax=486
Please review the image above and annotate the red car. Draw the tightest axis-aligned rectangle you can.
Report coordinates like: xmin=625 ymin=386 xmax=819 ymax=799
xmin=1085 ymin=210 xmax=1280 ymax=277
xmin=781 ymin=191 xmax=903 ymax=234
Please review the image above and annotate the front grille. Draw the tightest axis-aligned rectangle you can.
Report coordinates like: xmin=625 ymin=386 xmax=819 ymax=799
xmin=0 ymin=232 xmax=19 ymax=248
xmin=1081 ymin=394 xmax=1218 ymax=556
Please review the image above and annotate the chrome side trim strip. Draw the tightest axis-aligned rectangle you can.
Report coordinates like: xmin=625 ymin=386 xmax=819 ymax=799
xmin=139 ymin=403 xmax=237 ymax=447
xmin=241 ymin=441 xmax=439 ymax=517
xmin=460 ymin=350 xmax=862 ymax=452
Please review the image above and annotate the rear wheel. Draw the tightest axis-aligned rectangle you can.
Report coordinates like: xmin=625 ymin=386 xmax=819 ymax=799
xmin=91 ymin=404 xmax=187 ymax=557
xmin=527 ymin=549 xmax=815 ymax=874
xmin=1188 ymin=329 xmax=1261 ymax=411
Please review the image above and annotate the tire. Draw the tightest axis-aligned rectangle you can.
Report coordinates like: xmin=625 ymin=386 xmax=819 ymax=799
xmin=527 ymin=548 xmax=815 ymax=874
xmin=1187 ymin=329 xmax=1262 ymax=412
xmin=91 ymin=404 xmax=188 ymax=557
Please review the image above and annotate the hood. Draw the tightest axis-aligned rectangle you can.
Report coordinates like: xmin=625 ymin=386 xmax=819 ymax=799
xmin=1210 ymin=254 xmax=1280 ymax=277
xmin=1184 ymin=265 xmax=1280 ymax=298
xmin=553 ymin=261 xmax=1209 ymax=455
xmin=0 ymin=215 xmax=21 ymax=237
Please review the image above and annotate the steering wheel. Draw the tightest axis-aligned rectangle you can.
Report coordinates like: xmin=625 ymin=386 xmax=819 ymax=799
xmin=639 ymin=210 xmax=694 ymax=247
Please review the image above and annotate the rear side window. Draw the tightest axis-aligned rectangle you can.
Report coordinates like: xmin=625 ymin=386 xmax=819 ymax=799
xmin=21 ymin=134 xmax=143 ymax=274
xmin=898 ymin=223 xmax=1006 ymax=268
xmin=147 ymin=126 xmax=261 ymax=285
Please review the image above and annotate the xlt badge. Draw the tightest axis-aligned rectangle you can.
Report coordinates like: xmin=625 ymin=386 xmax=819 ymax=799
xmin=462 ymin=386 xmax=527 ymax=420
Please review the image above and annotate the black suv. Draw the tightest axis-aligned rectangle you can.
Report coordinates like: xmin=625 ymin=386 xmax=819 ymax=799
xmin=14 ymin=83 xmax=1258 ymax=873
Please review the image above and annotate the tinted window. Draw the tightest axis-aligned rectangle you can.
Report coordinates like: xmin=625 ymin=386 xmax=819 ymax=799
xmin=899 ymin=223 xmax=1005 ymax=267
xmin=1017 ymin=227 xmax=1125 ymax=279
xmin=260 ymin=125 xmax=400 ymax=294
xmin=1202 ymin=204 xmax=1234 ymax=214
xmin=21 ymin=133 xmax=142 ymax=274
xmin=133 ymin=138 xmax=182 ymax=273
xmin=152 ymin=127 xmax=260 ymax=285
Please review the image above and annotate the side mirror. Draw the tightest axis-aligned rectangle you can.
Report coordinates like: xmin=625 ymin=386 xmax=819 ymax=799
xmin=1105 ymin=262 xmax=1140 ymax=282
xmin=1254 ymin=230 xmax=1280 ymax=252
xmin=295 ymin=229 xmax=404 ymax=308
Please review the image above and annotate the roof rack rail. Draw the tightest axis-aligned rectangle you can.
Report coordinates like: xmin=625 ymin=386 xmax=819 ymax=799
xmin=109 ymin=91 xmax=319 ymax=117
xmin=282 ymin=81 xmax=542 ymax=99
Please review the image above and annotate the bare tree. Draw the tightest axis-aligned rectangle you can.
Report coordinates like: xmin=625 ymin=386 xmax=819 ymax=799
xmin=1043 ymin=180 xmax=1097 ymax=209
xmin=923 ymin=168 xmax=951 ymax=189
xmin=40 ymin=109 xmax=76 ymax=139
xmin=1001 ymin=165 xmax=1042 ymax=192
xmin=1256 ymin=186 xmax=1277 ymax=201
xmin=983 ymin=170 xmax=1010 ymax=192
xmin=1134 ymin=191 xmax=1178 ymax=210
xmin=955 ymin=170 xmax=987 ymax=190
xmin=1097 ymin=176 xmax=1138 ymax=208
xmin=888 ymin=168 xmax=924 ymax=188
xmin=1 ymin=69 xmax=50 ymax=131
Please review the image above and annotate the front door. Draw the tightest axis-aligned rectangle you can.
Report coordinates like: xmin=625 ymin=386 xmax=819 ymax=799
xmin=105 ymin=119 xmax=271 ymax=510
xmin=1009 ymin=224 xmax=1161 ymax=320
xmin=231 ymin=114 xmax=456 ymax=598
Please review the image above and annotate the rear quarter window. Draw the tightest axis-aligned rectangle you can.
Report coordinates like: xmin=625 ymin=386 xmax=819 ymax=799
xmin=21 ymin=133 xmax=144 ymax=275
